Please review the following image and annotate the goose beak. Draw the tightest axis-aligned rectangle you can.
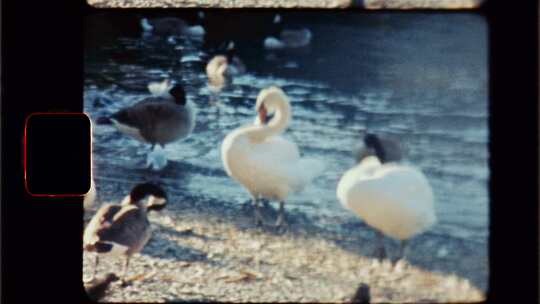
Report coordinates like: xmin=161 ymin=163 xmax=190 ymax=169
xmin=258 ymin=104 xmax=268 ymax=124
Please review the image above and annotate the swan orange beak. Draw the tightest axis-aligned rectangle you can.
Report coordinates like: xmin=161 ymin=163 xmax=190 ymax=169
xmin=258 ymin=104 xmax=268 ymax=124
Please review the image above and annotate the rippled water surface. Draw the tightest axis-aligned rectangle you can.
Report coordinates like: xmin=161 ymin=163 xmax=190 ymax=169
xmin=85 ymin=13 xmax=488 ymax=244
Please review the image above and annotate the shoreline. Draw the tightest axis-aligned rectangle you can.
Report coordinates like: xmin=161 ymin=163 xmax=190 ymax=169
xmin=84 ymin=177 xmax=487 ymax=302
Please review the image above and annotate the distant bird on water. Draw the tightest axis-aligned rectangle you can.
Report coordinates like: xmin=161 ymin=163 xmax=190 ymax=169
xmin=351 ymin=283 xmax=371 ymax=303
xmin=83 ymin=182 xmax=167 ymax=285
xmin=337 ymin=133 xmax=436 ymax=262
xmin=140 ymin=17 xmax=205 ymax=38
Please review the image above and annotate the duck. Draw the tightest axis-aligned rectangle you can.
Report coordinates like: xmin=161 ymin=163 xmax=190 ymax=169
xmin=83 ymin=182 xmax=167 ymax=285
xmin=337 ymin=133 xmax=436 ymax=262
xmin=140 ymin=17 xmax=205 ymax=38
xmin=206 ymin=42 xmax=246 ymax=101
xmin=97 ymin=80 xmax=196 ymax=170
xmin=221 ymin=86 xmax=325 ymax=229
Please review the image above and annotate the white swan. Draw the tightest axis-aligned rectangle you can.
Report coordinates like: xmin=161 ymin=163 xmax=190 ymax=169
xmin=337 ymin=133 xmax=436 ymax=261
xmin=221 ymin=86 xmax=325 ymax=228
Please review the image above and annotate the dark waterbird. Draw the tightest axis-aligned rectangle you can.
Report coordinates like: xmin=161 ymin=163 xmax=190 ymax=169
xmin=83 ymin=182 xmax=168 ymax=285
xmin=96 ymin=82 xmax=196 ymax=170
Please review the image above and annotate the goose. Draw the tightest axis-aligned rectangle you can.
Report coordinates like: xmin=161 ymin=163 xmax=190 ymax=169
xmin=83 ymin=182 xmax=167 ymax=285
xmin=97 ymin=80 xmax=196 ymax=170
xmin=337 ymin=133 xmax=436 ymax=261
xmin=206 ymin=42 xmax=246 ymax=101
xmin=140 ymin=17 xmax=205 ymax=38
xmin=221 ymin=86 xmax=325 ymax=229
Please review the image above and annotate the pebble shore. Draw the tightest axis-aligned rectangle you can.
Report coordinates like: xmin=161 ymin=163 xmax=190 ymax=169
xmin=83 ymin=181 xmax=487 ymax=302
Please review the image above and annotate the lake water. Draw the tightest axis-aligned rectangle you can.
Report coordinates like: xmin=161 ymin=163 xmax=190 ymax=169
xmin=84 ymin=12 xmax=488 ymax=245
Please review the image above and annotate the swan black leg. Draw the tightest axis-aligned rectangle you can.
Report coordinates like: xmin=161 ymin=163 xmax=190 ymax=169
xmin=261 ymin=197 xmax=270 ymax=209
xmin=375 ymin=230 xmax=387 ymax=261
xmin=274 ymin=201 xmax=288 ymax=233
xmin=253 ymin=197 xmax=264 ymax=227
xmin=121 ymin=256 xmax=131 ymax=287
xmin=396 ymin=240 xmax=408 ymax=263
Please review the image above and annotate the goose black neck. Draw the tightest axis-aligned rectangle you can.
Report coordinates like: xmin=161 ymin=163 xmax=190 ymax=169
xmin=364 ymin=134 xmax=386 ymax=163
xmin=169 ymin=85 xmax=186 ymax=105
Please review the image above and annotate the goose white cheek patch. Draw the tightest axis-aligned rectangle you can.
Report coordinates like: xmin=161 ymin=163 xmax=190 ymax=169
xmin=147 ymin=195 xmax=167 ymax=207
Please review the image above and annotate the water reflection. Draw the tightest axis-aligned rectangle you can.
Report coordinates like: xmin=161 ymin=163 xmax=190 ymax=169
xmin=85 ymin=12 xmax=488 ymax=245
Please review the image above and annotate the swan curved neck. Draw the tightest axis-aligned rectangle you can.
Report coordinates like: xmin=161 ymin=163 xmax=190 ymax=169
xmin=268 ymin=99 xmax=290 ymax=133
xmin=246 ymin=98 xmax=291 ymax=141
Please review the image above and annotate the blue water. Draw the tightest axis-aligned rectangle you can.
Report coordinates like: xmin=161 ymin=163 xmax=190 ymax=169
xmin=84 ymin=13 xmax=488 ymax=244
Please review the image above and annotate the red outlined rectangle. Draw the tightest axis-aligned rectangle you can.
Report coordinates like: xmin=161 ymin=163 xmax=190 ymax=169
xmin=23 ymin=112 xmax=92 ymax=197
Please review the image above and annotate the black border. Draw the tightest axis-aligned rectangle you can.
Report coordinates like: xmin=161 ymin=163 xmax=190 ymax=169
xmin=2 ymin=0 xmax=539 ymax=303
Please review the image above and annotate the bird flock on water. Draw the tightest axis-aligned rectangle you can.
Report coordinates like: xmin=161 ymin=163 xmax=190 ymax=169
xmin=82 ymin=13 xmax=436 ymax=302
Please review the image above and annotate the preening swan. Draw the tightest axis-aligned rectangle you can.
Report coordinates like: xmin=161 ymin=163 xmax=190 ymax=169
xmin=221 ymin=86 xmax=325 ymax=229
xmin=83 ymin=183 xmax=167 ymax=285
xmin=337 ymin=133 xmax=436 ymax=261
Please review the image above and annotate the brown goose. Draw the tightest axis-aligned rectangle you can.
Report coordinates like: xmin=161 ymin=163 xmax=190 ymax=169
xmin=98 ymin=82 xmax=196 ymax=170
xmin=83 ymin=182 xmax=167 ymax=285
